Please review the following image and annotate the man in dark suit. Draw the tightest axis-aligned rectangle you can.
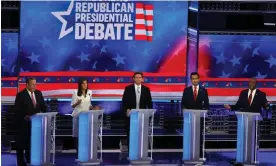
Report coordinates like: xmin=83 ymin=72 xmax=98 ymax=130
xmin=14 ymin=77 xmax=47 ymax=166
xmin=224 ymin=78 xmax=269 ymax=112
xmin=181 ymin=72 xmax=209 ymax=158
xmin=122 ymin=72 xmax=153 ymax=150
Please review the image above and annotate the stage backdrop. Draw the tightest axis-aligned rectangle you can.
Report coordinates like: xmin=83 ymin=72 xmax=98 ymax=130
xmin=16 ymin=0 xmax=188 ymax=99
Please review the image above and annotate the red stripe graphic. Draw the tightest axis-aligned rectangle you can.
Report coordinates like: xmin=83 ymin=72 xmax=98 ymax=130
xmin=135 ymin=35 xmax=147 ymax=40
xmin=136 ymin=14 xmax=153 ymax=20
xmin=135 ymin=3 xmax=153 ymax=41
xmin=135 ymin=25 xmax=153 ymax=31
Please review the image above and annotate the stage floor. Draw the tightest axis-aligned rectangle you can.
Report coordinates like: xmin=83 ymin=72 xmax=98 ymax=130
xmin=2 ymin=151 xmax=276 ymax=166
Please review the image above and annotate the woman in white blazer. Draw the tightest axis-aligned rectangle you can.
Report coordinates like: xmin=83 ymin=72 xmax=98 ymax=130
xmin=71 ymin=78 xmax=99 ymax=155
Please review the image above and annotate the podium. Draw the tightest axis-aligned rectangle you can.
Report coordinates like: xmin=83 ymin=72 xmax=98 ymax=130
xmin=182 ymin=109 xmax=208 ymax=165
xmin=77 ymin=110 xmax=104 ymax=166
xmin=235 ymin=111 xmax=262 ymax=165
xmin=129 ymin=109 xmax=156 ymax=164
xmin=31 ymin=112 xmax=58 ymax=166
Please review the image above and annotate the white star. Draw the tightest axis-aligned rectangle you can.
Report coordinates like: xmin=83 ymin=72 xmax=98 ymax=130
xmin=93 ymin=61 xmax=98 ymax=69
xmin=51 ymin=0 xmax=74 ymax=39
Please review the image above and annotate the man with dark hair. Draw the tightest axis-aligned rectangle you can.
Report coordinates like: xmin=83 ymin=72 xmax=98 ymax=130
xmin=182 ymin=72 xmax=209 ymax=110
xmin=14 ymin=77 xmax=47 ymax=166
xmin=122 ymin=72 xmax=153 ymax=150
xmin=224 ymin=78 xmax=269 ymax=112
xmin=181 ymin=72 xmax=209 ymax=158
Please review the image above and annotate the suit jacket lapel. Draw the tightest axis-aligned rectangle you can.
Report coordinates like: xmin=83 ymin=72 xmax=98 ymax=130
xmin=251 ymin=89 xmax=258 ymax=106
xmin=25 ymin=88 xmax=35 ymax=109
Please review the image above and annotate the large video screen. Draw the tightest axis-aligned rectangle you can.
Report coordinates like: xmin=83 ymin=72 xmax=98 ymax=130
xmin=199 ymin=35 xmax=276 ymax=79
xmin=18 ymin=1 xmax=188 ymax=98
xmin=19 ymin=1 xmax=187 ymax=74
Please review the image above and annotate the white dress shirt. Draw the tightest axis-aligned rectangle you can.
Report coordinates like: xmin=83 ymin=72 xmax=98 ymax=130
xmin=26 ymin=88 xmax=36 ymax=104
xmin=134 ymin=84 xmax=141 ymax=109
xmin=71 ymin=89 xmax=92 ymax=117
xmin=248 ymin=89 xmax=256 ymax=105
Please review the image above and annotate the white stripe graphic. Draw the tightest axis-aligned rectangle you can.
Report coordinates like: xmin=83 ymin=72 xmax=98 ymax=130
xmin=135 ymin=30 xmax=153 ymax=36
xmin=136 ymin=9 xmax=153 ymax=15
xmin=135 ymin=19 xmax=153 ymax=26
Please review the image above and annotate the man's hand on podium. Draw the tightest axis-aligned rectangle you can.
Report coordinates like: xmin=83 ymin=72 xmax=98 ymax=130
xmin=224 ymin=104 xmax=231 ymax=110
xmin=126 ymin=109 xmax=131 ymax=117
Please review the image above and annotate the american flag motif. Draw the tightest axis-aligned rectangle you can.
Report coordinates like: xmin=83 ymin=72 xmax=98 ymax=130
xmin=135 ymin=3 xmax=153 ymax=41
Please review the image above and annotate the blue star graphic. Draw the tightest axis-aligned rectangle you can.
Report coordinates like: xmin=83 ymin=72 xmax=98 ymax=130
xmin=255 ymin=72 xmax=267 ymax=79
xmin=92 ymin=61 xmax=98 ymax=69
xmin=214 ymin=52 xmax=226 ymax=64
xmin=243 ymin=64 xmax=249 ymax=73
xmin=156 ymin=56 xmax=162 ymax=64
xmin=46 ymin=65 xmax=55 ymax=71
xmin=20 ymin=68 xmax=29 ymax=72
xmin=100 ymin=45 xmax=107 ymax=55
xmin=5 ymin=39 xmax=17 ymax=52
xmin=77 ymin=52 xmax=90 ymax=63
xmin=90 ymin=41 xmax=100 ymax=48
xmin=1 ymin=59 xmax=6 ymax=67
xmin=241 ymin=40 xmax=252 ymax=50
xmin=143 ymin=49 xmax=150 ymax=57
xmin=58 ymin=47 xmax=66 ymax=56
xmin=252 ymin=47 xmax=260 ymax=57
xmin=219 ymin=71 xmax=231 ymax=78
xmin=127 ymin=41 xmax=136 ymax=50
xmin=229 ymin=55 xmax=241 ymax=67
xmin=11 ymin=65 xmax=16 ymax=73
xmin=132 ymin=65 xmax=140 ymax=71
xmin=39 ymin=37 xmax=51 ymax=48
xmin=27 ymin=52 xmax=40 ymax=64
xmin=112 ymin=53 xmax=125 ymax=66
xmin=68 ymin=66 xmax=79 ymax=71
xmin=265 ymin=55 xmax=276 ymax=68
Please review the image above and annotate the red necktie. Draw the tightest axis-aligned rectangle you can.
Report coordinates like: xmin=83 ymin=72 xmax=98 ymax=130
xmin=248 ymin=90 xmax=253 ymax=105
xmin=194 ymin=86 xmax=197 ymax=100
xmin=31 ymin=92 xmax=36 ymax=107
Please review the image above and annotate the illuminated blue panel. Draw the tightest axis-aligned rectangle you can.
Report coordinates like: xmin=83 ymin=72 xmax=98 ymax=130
xmin=129 ymin=112 xmax=139 ymax=160
xmin=78 ymin=113 xmax=89 ymax=162
xmin=236 ymin=114 xmax=244 ymax=163
xmin=183 ymin=112 xmax=191 ymax=160
xmin=31 ymin=115 xmax=43 ymax=165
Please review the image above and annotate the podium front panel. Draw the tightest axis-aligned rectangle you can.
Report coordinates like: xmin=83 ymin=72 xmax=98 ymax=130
xmin=31 ymin=115 xmax=44 ymax=165
xmin=183 ymin=112 xmax=192 ymax=160
xmin=236 ymin=114 xmax=245 ymax=162
xmin=78 ymin=113 xmax=89 ymax=162
xmin=129 ymin=111 xmax=139 ymax=160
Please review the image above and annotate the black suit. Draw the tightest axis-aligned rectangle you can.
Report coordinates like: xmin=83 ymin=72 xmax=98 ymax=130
xmin=14 ymin=88 xmax=46 ymax=166
xmin=181 ymin=86 xmax=209 ymax=110
xmin=181 ymin=86 xmax=209 ymax=157
xmin=122 ymin=84 xmax=153 ymax=147
xmin=231 ymin=89 xmax=267 ymax=112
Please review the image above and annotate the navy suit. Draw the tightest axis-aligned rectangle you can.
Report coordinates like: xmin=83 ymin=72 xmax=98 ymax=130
xmin=231 ymin=89 xmax=267 ymax=112
xmin=181 ymin=86 xmax=209 ymax=157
